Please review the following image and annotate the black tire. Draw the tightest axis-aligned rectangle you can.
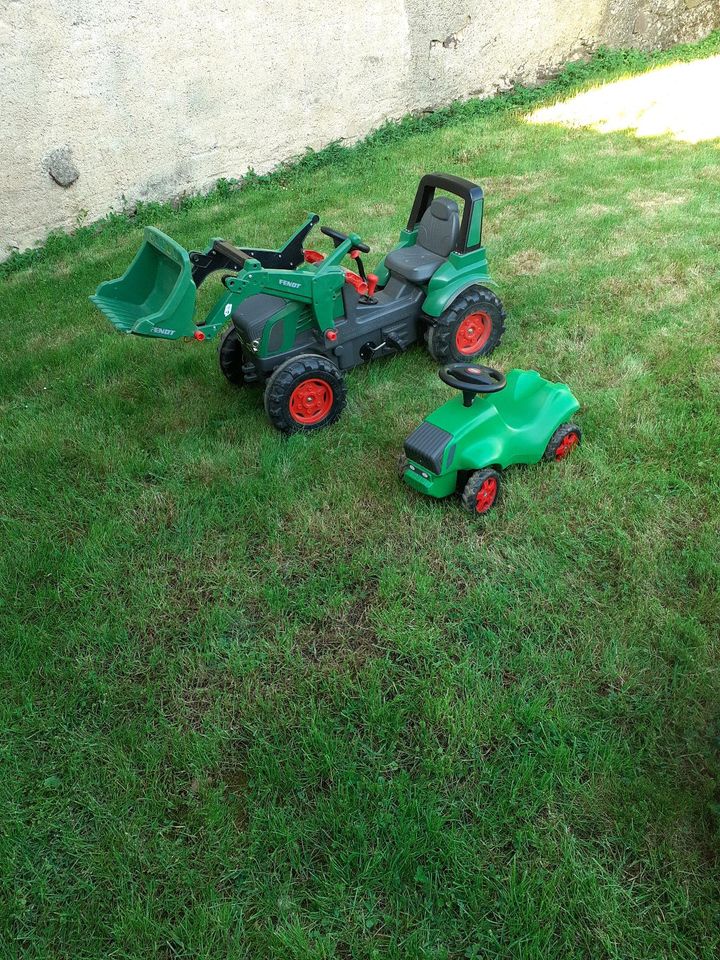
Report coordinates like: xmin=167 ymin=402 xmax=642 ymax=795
xmin=264 ymin=354 xmax=347 ymax=433
xmin=218 ymin=326 xmax=246 ymax=386
xmin=426 ymin=287 xmax=506 ymax=363
xmin=461 ymin=468 xmax=501 ymax=516
xmin=543 ymin=422 xmax=582 ymax=461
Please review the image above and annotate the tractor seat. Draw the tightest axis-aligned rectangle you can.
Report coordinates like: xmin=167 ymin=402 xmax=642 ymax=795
xmin=384 ymin=196 xmax=460 ymax=285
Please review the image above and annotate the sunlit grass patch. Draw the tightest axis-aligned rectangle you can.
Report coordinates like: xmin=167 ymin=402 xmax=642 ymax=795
xmin=527 ymin=54 xmax=720 ymax=143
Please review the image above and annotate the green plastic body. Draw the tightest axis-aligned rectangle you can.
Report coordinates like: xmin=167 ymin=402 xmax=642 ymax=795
xmin=403 ymin=370 xmax=581 ymax=499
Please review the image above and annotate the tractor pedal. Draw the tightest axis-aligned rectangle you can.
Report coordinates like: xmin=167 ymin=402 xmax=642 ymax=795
xmin=359 ymin=341 xmax=382 ymax=362
xmin=384 ymin=336 xmax=405 ymax=354
xmin=359 ymin=336 xmax=405 ymax=362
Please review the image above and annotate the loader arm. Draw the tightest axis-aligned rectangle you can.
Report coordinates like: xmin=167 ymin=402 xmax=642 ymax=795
xmin=194 ymin=229 xmax=362 ymax=342
xmin=188 ymin=214 xmax=320 ymax=287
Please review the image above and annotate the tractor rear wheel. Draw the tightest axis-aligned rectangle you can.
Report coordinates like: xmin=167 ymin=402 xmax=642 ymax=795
xmin=427 ymin=287 xmax=506 ymax=363
xmin=218 ymin=326 xmax=246 ymax=386
xmin=264 ymin=354 xmax=347 ymax=433
xmin=461 ymin=468 xmax=502 ymax=516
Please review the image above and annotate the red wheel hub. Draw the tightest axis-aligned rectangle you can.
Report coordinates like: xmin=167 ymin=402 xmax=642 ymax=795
xmin=475 ymin=477 xmax=498 ymax=513
xmin=289 ymin=378 xmax=334 ymax=425
xmin=455 ymin=311 xmax=492 ymax=355
xmin=555 ymin=432 xmax=579 ymax=460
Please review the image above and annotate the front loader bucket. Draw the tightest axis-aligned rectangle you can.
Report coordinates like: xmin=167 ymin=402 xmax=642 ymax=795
xmin=90 ymin=227 xmax=197 ymax=338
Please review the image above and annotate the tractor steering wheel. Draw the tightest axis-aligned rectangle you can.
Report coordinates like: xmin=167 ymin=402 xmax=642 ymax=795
xmin=439 ymin=364 xmax=506 ymax=407
xmin=320 ymin=226 xmax=370 ymax=254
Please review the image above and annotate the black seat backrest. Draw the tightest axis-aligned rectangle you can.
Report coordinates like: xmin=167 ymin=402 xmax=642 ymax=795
xmin=416 ymin=197 xmax=460 ymax=258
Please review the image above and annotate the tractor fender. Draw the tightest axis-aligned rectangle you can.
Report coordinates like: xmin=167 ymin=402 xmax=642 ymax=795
xmin=423 ymin=272 xmax=498 ymax=320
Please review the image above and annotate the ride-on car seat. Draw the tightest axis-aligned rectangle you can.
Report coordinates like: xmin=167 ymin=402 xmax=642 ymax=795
xmin=384 ymin=196 xmax=460 ymax=285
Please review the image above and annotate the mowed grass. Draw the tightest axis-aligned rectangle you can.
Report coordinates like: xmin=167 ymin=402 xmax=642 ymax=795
xmin=2 ymin=38 xmax=720 ymax=960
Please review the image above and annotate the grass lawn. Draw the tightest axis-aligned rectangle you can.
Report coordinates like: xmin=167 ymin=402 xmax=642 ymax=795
xmin=2 ymin=35 xmax=719 ymax=960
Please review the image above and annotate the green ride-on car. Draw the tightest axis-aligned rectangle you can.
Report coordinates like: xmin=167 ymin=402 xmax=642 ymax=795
xmin=91 ymin=173 xmax=506 ymax=433
xmin=399 ymin=364 xmax=582 ymax=516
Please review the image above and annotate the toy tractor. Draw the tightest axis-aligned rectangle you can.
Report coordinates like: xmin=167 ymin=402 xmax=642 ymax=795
xmin=399 ymin=364 xmax=582 ymax=515
xmin=91 ymin=173 xmax=506 ymax=432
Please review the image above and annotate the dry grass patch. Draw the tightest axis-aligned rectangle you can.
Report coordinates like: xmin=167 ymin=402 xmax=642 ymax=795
xmin=628 ymin=189 xmax=689 ymax=214
xmin=506 ymin=248 xmax=546 ymax=276
xmin=484 ymin=172 xmax=548 ymax=200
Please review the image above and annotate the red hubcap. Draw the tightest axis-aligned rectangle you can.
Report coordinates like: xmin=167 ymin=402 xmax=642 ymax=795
xmin=555 ymin=432 xmax=579 ymax=460
xmin=455 ymin=311 xmax=492 ymax=355
xmin=475 ymin=477 xmax=497 ymax=513
xmin=289 ymin=378 xmax=334 ymax=425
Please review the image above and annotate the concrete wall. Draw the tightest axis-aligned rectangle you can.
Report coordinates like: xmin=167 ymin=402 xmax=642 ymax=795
xmin=1 ymin=0 xmax=718 ymax=258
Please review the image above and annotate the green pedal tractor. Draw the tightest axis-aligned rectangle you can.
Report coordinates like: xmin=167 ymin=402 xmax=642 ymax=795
xmin=91 ymin=174 xmax=506 ymax=432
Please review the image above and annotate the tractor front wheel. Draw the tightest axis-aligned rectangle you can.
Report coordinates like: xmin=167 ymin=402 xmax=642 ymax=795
xmin=461 ymin=468 xmax=502 ymax=516
xmin=427 ymin=287 xmax=506 ymax=363
xmin=218 ymin=326 xmax=246 ymax=386
xmin=264 ymin=354 xmax=347 ymax=433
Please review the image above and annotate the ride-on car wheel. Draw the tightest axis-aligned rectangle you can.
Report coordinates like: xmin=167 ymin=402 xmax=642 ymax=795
xmin=461 ymin=468 xmax=501 ymax=516
xmin=544 ymin=423 xmax=582 ymax=461
xmin=427 ymin=287 xmax=506 ymax=363
xmin=218 ymin=326 xmax=246 ymax=386
xmin=264 ymin=354 xmax=347 ymax=433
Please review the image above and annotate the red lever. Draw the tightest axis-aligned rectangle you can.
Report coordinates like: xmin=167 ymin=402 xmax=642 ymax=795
xmin=344 ymin=271 xmax=368 ymax=296
xmin=366 ymin=273 xmax=378 ymax=297
xmin=303 ymin=250 xmax=324 ymax=264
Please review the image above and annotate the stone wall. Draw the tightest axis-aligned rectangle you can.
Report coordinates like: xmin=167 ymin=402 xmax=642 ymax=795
xmin=1 ymin=0 xmax=718 ymax=258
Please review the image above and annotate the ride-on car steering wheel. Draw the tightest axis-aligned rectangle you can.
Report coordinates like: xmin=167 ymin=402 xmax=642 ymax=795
xmin=439 ymin=364 xmax=506 ymax=407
